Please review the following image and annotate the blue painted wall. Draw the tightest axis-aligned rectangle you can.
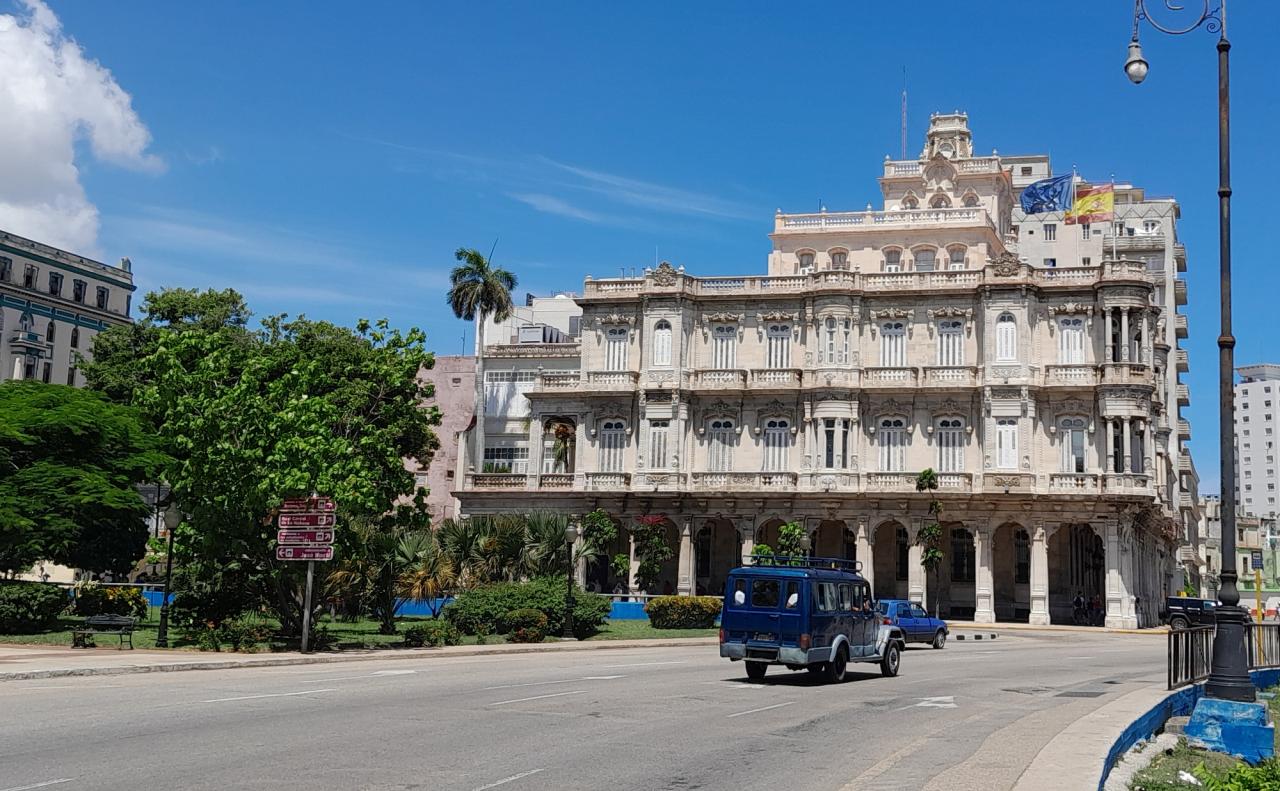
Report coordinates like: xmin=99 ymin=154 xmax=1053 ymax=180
xmin=140 ymin=592 xmax=655 ymax=621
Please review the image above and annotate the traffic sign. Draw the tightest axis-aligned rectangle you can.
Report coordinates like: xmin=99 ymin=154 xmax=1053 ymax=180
xmin=1252 ymin=550 xmax=1264 ymax=571
xmin=278 ymin=529 xmax=334 ymax=545
xmin=280 ymin=496 xmax=336 ymax=513
xmin=278 ymin=512 xmax=336 ymax=527
xmin=276 ymin=545 xmax=334 ymax=561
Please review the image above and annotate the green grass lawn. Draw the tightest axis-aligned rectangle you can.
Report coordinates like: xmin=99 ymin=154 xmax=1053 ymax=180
xmin=584 ymin=620 xmax=718 ymax=641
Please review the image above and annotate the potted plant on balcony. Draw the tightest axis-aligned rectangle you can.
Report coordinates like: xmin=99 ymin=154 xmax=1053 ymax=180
xmin=551 ymin=420 xmax=576 ymax=473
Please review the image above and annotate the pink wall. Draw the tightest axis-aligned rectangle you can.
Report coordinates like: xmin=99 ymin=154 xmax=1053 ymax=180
xmin=414 ymin=355 xmax=475 ymax=523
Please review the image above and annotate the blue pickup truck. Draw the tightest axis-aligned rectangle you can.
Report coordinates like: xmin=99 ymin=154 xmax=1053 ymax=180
xmin=876 ymin=599 xmax=949 ymax=649
xmin=718 ymin=556 xmax=906 ymax=683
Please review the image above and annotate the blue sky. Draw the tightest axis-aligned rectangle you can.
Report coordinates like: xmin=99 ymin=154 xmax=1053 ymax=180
xmin=2 ymin=1 xmax=1277 ymax=493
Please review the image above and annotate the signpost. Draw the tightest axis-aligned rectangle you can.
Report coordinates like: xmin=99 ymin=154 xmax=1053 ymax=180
xmin=275 ymin=496 xmax=337 ymax=653
xmin=1253 ymin=550 xmax=1265 ymax=657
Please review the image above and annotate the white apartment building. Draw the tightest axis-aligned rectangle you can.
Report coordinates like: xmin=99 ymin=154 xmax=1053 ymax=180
xmin=1235 ymin=364 xmax=1280 ymax=519
xmin=456 ymin=114 xmax=1195 ymax=628
xmin=0 ymin=229 xmax=135 ymax=385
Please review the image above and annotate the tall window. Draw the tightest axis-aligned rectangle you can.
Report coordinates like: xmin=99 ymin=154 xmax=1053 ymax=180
xmin=712 ymin=325 xmax=736 ymax=369
xmin=599 ymin=420 xmax=626 ymax=472
xmin=880 ymin=322 xmax=906 ymax=367
xmin=948 ymin=248 xmax=966 ymax=270
xmin=830 ymin=250 xmax=848 ymax=270
xmin=1061 ymin=417 xmax=1087 ymax=473
xmin=914 ymin=249 xmax=936 ymax=272
xmin=1081 ymin=223 xmax=1091 ymax=240
xmin=884 ymin=249 xmax=902 ymax=272
xmin=48 ymin=272 xmax=63 ymax=296
xmin=652 ymin=320 xmax=672 ymax=367
xmin=937 ymin=320 xmax=964 ymax=366
xmin=483 ymin=445 xmax=529 ymax=474
xmin=46 ymin=321 xmax=56 ymax=344
xmin=1015 ymin=529 xmax=1030 ymax=584
xmin=70 ymin=327 xmax=80 ymax=349
xmin=1043 ymin=223 xmax=1057 ymax=241
xmin=605 ymin=327 xmax=628 ymax=371
xmin=66 ymin=367 xmax=77 ymax=386
xmin=823 ymin=418 xmax=852 ymax=469
xmin=951 ymin=529 xmax=975 ymax=582
xmin=23 ymin=265 xmax=35 ymax=288
xmin=709 ymin=419 xmax=735 ymax=471
xmin=937 ymin=418 xmax=964 ymax=473
xmin=73 ymin=279 xmax=86 ymax=303
xmin=648 ymin=420 xmax=669 ymax=469
xmin=896 ymin=527 xmax=909 ymax=580
xmin=841 ymin=319 xmax=852 ymax=364
xmin=41 ymin=362 xmax=52 ymax=384
xmin=0 ymin=257 xmax=10 ymax=282
xmin=798 ymin=251 xmax=815 ymax=271
xmin=996 ymin=313 xmax=1017 ymax=361
xmin=879 ymin=418 xmax=907 ymax=472
xmin=997 ymin=419 xmax=1018 ymax=469
xmin=823 ymin=318 xmax=837 ymax=364
xmin=1058 ymin=318 xmax=1085 ymax=364
xmin=1132 ymin=425 xmax=1146 ymax=474
xmin=766 ymin=324 xmax=791 ymax=368
xmin=96 ymin=286 xmax=109 ymax=309
xmin=763 ymin=419 xmax=790 ymax=471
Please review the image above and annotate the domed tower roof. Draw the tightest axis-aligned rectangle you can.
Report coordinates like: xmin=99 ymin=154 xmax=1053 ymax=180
xmin=922 ymin=111 xmax=973 ymax=161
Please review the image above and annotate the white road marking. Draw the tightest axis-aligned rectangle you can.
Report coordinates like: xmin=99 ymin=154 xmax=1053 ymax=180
xmin=489 ymin=690 xmax=586 ymax=706
xmin=726 ymin=701 xmax=795 ymax=718
xmin=915 ymin=696 xmax=958 ymax=708
xmin=596 ymin=660 xmax=686 ymax=668
xmin=0 ymin=780 xmax=74 ymax=791
xmin=469 ymin=768 xmax=547 ymax=791
xmin=581 ymin=675 xmax=626 ymax=680
xmin=298 ymin=670 xmax=417 ymax=683
xmin=483 ymin=675 xmax=625 ymax=691
xmin=202 ymin=688 xmax=337 ymax=703
xmin=372 ymin=669 xmax=416 ymax=676
xmin=1065 ymin=656 xmax=1096 ymax=660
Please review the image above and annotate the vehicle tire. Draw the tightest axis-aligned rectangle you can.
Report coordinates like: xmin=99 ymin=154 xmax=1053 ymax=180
xmin=880 ymin=641 xmax=901 ymax=677
xmin=1170 ymin=616 xmax=1189 ymax=631
xmin=825 ymin=646 xmax=848 ymax=684
xmin=745 ymin=662 xmax=767 ymax=681
xmin=806 ymin=664 xmax=825 ymax=676
xmin=932 ymin=630 xmax=946 ymax=650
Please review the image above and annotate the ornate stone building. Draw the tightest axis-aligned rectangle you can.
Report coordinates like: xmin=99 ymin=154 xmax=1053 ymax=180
xmin=456 ymin=114 xmax=1193 ymax=628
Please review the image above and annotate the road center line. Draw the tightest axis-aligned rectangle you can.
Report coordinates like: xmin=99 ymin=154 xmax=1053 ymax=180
xmin=489 ymin=690 xmax=586 ymax=706
xmin=726 ymin=701 xmax=795 ymax=718
xmin=483 ymin=674 xmax=626 ymax=691
xmin=0 ymin=780 xmax=74 ymax=791
xmin=202 ymin=688 xmax=337 ymax=703
xmin=596 ymin=661 xmax=686 ymax=668
xmin=470 ymin=768 xmax=547 ymax=791
xmin=298 ymin=670 xmax=416 ymax=684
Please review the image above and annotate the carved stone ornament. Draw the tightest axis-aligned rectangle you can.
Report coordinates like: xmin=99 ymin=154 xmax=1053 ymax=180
xmin=991 ymin=388 xmax=1022 ymax=400
xmin=991 ymin=475 xmax=1023 ymax=489
xmin=1047 ymin=302 xmax=1094 ymax=317
xmin=704 ymin=311 xmax=743 ymax=324
xmin=596 ymin=403 xmax=630 ymax=420
xmin=926 ymin=307 xmax=974 ymax=321
xmin=702 ymin=399 xmax=737 ymax=419
xmin=1056 ymin=398 xmax=1092 ymax=417
xmin=597 ymin=312 xmax=635 ymax=326
xmin=878 ymin=397 xmax=910 ymax=417
xmin=936 ymin=397 xmax=966 ymax=416
xmin=758 ymin=399 xmax=792 ymax=417
xmin=758 ymin=310 xmax=798 ymax=323
xmin=988 ymin=251 xmax=1021 ymax=277
xmin=649 ymin=261 xmax=679 ymax=286
xmin=871 ymin=308 xmax=915 ymax=321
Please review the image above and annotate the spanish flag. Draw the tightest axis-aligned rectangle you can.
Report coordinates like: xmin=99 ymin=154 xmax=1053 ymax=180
xmin=1066 ymin=183 xmax=1114 ymax=225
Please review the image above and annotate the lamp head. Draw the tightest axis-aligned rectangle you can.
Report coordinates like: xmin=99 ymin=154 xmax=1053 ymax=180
xmin=163 ymin=502 xmax=182 ymax=531
xmin=565 ymin=524 xmax=579 ymax=544
xmin=1124 ymin=40 xmax=1149 ymax=84
xmin=798 ymin=533 xmax=812 ymax=553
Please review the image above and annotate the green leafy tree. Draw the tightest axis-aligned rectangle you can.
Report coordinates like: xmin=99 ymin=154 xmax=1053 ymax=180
xmin=776 ymin=521 xmax=807 ymax=561
xmin=632 ymin=515 xmax=675 ymax=593
xmin=0 ymin=382 xmax=165 ymax=576
xmin=915 ymin=469 xmax=945 ymax=618
xmin=396 ymin=530 xmax=456 ymax=618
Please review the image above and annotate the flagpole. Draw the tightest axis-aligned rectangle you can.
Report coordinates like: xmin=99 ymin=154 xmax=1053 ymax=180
xmin=1072 ymin=166 xmax=1081 ymax=267
xmin=1110 ymin=173 xmax=1118 ymax=261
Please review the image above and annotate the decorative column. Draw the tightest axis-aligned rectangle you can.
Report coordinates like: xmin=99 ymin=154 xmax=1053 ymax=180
xmin=907 ymin=519 xmax=927 ymax=608
xmin=1105 ymin=418 xmax=1117 ymax=473
xmin=1123 ymin=417 xmax=1133 ymax=474
xmin=677 ymin=518 xmax=694 ymax=596
xmin=1029 ymin=522 xmax=1053 ymax=626
xmin=627 ymin=529 xmax=640 ymax=595
xmin=1105 ymin=307 xmax=1115 ymax=363
xmin=1103 ymin=520 xmax=1137 ymax=629
xmin=973 ymin=524 xmax=996 ymax=623
xmin=1120 ymin=307 xmax=1131 ymax=362
xmin=526 ymin=414 xmax=543 ymax=489
xmin=739 ymin=523 xmax=756 ymax=567
xmin=855 ymin=518 xmax=875 ymax=594
xmin=1140 ymin=310 xmax=1151 ymax=366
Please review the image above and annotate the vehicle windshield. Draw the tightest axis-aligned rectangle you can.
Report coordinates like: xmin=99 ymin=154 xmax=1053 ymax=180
xmin=875 ymin=601 xmax=891 ymax=615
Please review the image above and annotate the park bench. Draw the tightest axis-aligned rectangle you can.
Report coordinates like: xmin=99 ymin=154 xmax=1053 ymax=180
xmin=71 ymin=614 xmax=136 ymax=649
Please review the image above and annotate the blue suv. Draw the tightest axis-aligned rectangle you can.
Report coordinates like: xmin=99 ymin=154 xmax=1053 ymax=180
xmin=876 ymin=599 xmax=949 ymax=649
xmin=719 ymin=557 xmax=906 ymax=683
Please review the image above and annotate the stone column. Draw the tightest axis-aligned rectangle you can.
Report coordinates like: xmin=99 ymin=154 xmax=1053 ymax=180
xmin=1120 ymin=308 xmax=1130 ymax=363
xmin=627 ymin=530 xmax=640 ymax=596
xmin=1105 ymin=418 xmax=1116 ymax=473
xmin=739 ymin=523 xmax=756 ymax=567
xmin=1104 ymin=307 xmax=1114 ymax=363
xmin=907 ymin=519 xmax=927 ymax=608
xmin=855 ymin=518 xmax=875 ymax=594
xmin=1140 ymin=310 xmax=1151 ymax=366
xmin=1102 ymin=520 xmax=1137 ymax=629
xmin=526 ymin=414 xmax=543 ymax=489
xmin=677 ymin=519 xmax=693 ymax=596
xmin=973 ymin=525 xmax=995 ymax=623
xmin=1122 ymin=417 xmax=1133 ymax=474
xmin=1029 ymin=522 xmax=1053 ymax=626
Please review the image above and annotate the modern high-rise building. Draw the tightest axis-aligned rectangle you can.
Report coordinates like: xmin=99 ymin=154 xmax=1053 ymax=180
xmin=1234 ymin=364 xmax=1280 ymax=519
xmin=455 ymin=114 xmax=1196 ymax=628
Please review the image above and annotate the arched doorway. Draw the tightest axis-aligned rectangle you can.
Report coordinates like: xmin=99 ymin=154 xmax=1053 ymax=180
xmin=695 ymin=517 xmax=740 ymax=596
xmin=631 ymin=516 xmax=681 ymax=596
xmin=1048 ymin=524 xmax=1105 ymax=624
xmin=992 ymin=523 xmax=1031 ymax=622
xmin=871 ymin=520 xmax=909 ymax=601
xmin=584 ymin=514 xmax=629 ymax=594
xmin=934 ymin=525 xmax=976 ymax=620
xmin=756 ymin=517 xmax=789 ymax=556
xmin=813 ymin=519 xmax=853 ymax=561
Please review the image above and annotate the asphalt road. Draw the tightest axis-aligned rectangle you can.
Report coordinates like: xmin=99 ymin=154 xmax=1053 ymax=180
xmin=0 ymin=630 xmax=1163 ymax=791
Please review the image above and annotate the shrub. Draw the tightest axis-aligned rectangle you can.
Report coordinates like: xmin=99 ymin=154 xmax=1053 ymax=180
xmin=645 ymin=595 xmax=723 ymax=629
xmin=403 ymin=620 xmax=462 ymax=648
xmin=502 ymin=608 xmax=549 ymax=642
xmin=183 ymin=613 xmax=274 ymax=652
xmin=1194 ymin=757 xmax=1280 ymax=790
xmin=72 ymin=583 xmax=148 ymax=618
xmin=444 ymin=578 xmax=611 ymax=638
xmin=0 ymin=582 xmax=69 ymax=633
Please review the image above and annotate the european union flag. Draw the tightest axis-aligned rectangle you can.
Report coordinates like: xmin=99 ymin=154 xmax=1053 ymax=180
xmin=1019 ymin=174 xmax=1074 ymax=214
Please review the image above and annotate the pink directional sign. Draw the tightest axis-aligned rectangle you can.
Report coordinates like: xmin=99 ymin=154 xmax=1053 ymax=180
xmin=278 ymin=529 xmax=334 ymax=545
xmin=276 ymin=545 xmax=334 ymax=561
xmin=280 ymin=496 xmax=336 ymax=513
xmin=278 ymin=512 xmax=336 ymax=527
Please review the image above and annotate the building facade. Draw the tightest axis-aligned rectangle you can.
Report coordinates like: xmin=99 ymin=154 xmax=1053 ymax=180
xmin=413 ymin=355 xmax=476 ymax=523
xmin=456 ymin=114 xmax=1194 ymax=628
xmin=1234 ymin=364 xmax=1280 ymax=519
xmin=0 ymin=229 xmax=135 ymax=385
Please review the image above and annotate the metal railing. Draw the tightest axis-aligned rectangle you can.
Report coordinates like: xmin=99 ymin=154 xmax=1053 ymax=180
xmin=1168 ymin=622 xmax=1280 ymax=690
xmin=1248 ymin=622 xmax=1280 ymax=670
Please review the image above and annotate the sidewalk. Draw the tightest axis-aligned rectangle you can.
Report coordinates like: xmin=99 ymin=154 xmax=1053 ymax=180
xmin=0 ymin=637 xmax=719 ymax=681
xmin=948 ymin=621 xmax=1165 ymax=636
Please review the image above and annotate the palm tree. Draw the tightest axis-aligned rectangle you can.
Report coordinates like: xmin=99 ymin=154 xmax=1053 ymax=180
xmin=447 ymin=247 xmax=517 ymax=473
xmin=397 ymin=532 xmax=456 ymax=618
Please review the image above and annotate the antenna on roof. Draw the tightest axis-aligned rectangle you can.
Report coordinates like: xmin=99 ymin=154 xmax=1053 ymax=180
xmin=901 ymin=66 xmax=908 ymax=160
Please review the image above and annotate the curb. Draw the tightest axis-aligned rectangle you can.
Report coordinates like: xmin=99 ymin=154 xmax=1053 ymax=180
xmin=953 ymin=633 xmax=997 ymax=641
xmin=947 ymin=622 xmax=1165 ymax=636
xmin=0 ymin=637 xmax=720 ymax=682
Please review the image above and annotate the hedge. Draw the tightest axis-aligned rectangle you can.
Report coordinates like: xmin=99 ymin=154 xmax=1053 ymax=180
xmin=403 ymin=620 xmax=462 ymax=648
xmin=73 ymin=584 xmax=148 ymax=618
xmin=502 ymin=608 xmax=549 ymax=643
xmin=444 ymin=578 xmax=610 ymax=639
xmin=0 ymin=582 xmax=69 ymax=633
xmin=644 ymin=595 xmax=723 ymax=629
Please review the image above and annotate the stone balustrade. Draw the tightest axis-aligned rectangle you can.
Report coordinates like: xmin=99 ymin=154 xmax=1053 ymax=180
xmin=1044 ymin=364 xmax=1098 ymax=386
xmin=922 ymin=366 xmax=978 ymax=387
xmin=585 ymin=371 xmax=640 ymax=389
xmin=466 ymin=473 xmax=528 ymax=490
xmin=750 ymin=368 xmax=802 ymax=387
xmin=693 ymin=369 xmax=748 ymax=389
xmin=584 ymin=472 xmax=631 ymax=490
xmin=1049 ymin=473 xmax=1100 ymax=493
xmin=538 ymin=473 xmax=574 ymax=490
xmin=863 ymin=367 xmax=918 ymax=387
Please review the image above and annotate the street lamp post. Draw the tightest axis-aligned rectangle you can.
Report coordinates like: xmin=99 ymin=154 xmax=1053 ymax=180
xmin=155 ymin=502 xmax=182 ymax=649
xmin=1127 ymin=0 xmax=1253 ymax=703
xmin=563 ymin=522 xmax=579 ymax=639
xmin=799 ymin=532 xmax=812 ymax=559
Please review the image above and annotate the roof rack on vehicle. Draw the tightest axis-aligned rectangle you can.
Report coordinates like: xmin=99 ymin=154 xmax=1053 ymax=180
xmin=748 ymin=555 xmax=863 ymax=574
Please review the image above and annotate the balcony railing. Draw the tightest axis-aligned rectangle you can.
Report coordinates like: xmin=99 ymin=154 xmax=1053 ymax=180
xmin=922 ymin=366 xmax=978 ymax=387
xmin=1103 ymin=232 xmax=1167 ymax=252
xmin=1049 ymin=473 xmax=1100 ymax=494
xmin=691 ymin=472 xmax=797 ymax=491
xmin=1044 ymin=364 xmax=1098 ymax=386
xmin=750 ymin=368 xmax=802 ymax=387
xmin=534 ymin=371 xmax=582 ymax=391
xmin=774 ymin=206 xmax=994 ymax=234
xmin=1179 ymin=419 xmax=1192 ymax=440
xmin=538 ymin=473 xmax=574 ymax=490
xmin=466 ymin=473 xmax=528 ymax=490
xmin=1177 ymin=384 xmax=1190 ymax=406
xmin=1176 ymin=349 xmax=1189 ymax=371
xmin=585 ymin=472 xmax=631 ymax=490
xmin=1102 ymin=473 xmax=1152 ymax=493
xmin=1175 ymin=279 xmax=1188 ymax=305
xmin=693 ymin=369 xmax=747 ymax=389
xmin=936 ymin=473 xmax=973 ymax=491
xmin=586 ymin=371 xmax=639 ymax=389
xmin=1176 ymin=313 xmax=1188 ymax=338
xmin=1101 ymin=363 xmax=1154 ymax=385
xmin=863 ymin=367 xmax=918 ymax=387
xmin=864 ymin=472 xmax=918 ymax=492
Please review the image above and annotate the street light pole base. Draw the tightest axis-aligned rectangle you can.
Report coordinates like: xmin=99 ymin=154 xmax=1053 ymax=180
xmin=1204 ymin=603 xmax=1256 ymax=703
xmin=1186 ymin=697 xmax=1274 ymax=763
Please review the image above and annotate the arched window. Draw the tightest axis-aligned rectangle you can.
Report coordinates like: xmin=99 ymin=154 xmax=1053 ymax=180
xmin=709 ymin=419 xmax=735 ymax=472
xmin=829 ymin=249 xmax=849 ymax=270
xmin=766 ymin=324 xmax=791 ymax=369
xmin=937 ymin=319 xmax=964 ymax=366
xmin=797 ymin=250 xmax=815 ymax=272
xmin=948 ymin=248 xmax=967 ymax=270
xmin=996 ymin=313 xmax=1017 ymax=361
xmin=878 ymin=418 xmax=907 ymax=472
xmin=1014 ymin=529 xmax=1030 ymax=584
xmin=822 ymin=317 xmax=837 ymax=364
xmin=962 ymin=193 xmax=979 ymax=208
xmin=598 ymin=420 xmax=626 ymax=472
xmin=930 ymin=194 xmax=952 ymax=209
xmin=901 ymin=194 xmax=919 ymax=210
xmin=648 ymin=419 xmax=669 ymax=470
xmin=605 ymin=327 xmax=629 ymax=371
xmin=880 ymin=322 xmax=906 ymax=367
xmin=1060 ymin=417 xmax=1088 ymax=474
xmin=996 ymin=419 xmax=1018 ymax=470
xmin=18 ymin=312 xmax=32 ymax=333
xmin=70 ymin=326 xmax=80 ymax=349
xmin=46 ymin=320 xmax=56 ymax=344
xmin=913 ymin=248 xmax=936 ymax=272
xmin=951 ymin=528 xmax=975 ymax=582
xmin=1058 ymin=317 xmax=1085 ymax=364
xmin=652 ymin=320 xmax=672 ymax=367
xmin=712 ymin=324 xmax=736 ymax=369
xmin=763 ymin=418 xmax=790 ymax=472
xmin=841 ymin=318 xmax=852 ymax=364
xmin=937 ymin=418 xmax=964 ymax=473
xmin=883 ymin=249 xmax=902 ymax=272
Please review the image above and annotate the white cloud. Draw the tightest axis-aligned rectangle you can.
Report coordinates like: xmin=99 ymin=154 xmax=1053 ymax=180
xmin=540 ymin=157 xmax=757 ymax=220
xmin=0 ymin=0 xmax=161 ymax=254
xmin=508 ymin=192 xmax=614 ymax=224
